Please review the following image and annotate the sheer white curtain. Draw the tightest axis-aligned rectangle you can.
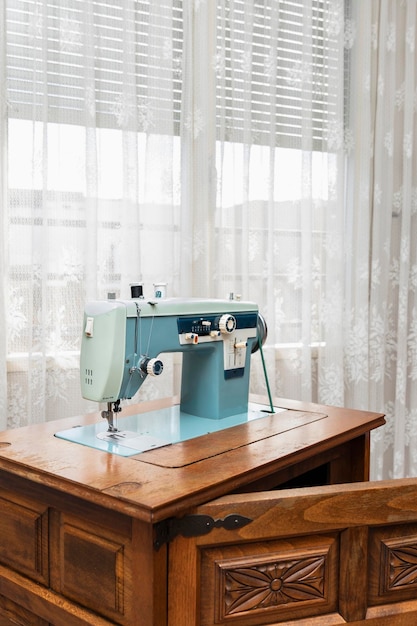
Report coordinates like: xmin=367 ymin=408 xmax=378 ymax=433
xmin=213 ymin=1 xmax=346 ymax=405
xmin=4 ymin=0 xmax=182 ymax=425
xmin=2 ymin=0 xmax=417 ymax=480
xmin=0 ymin=2 xmax=7 ymax=430
xmin=346 ymin=1 xmax=417 ymax=480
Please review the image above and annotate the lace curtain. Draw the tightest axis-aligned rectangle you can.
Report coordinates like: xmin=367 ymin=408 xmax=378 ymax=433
xmin=348 ymin=1 xmax=417 ymax=479
xmin=1 ymin=0 xmax=417 ymax=480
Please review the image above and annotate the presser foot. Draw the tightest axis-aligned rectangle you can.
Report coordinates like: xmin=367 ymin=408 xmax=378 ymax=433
xmin=101 ymin=401 xmax=122 ymax=433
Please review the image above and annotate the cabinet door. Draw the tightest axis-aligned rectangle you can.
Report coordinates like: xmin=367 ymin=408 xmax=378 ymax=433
xmin=168 ymin=478 xmax=417 ymax=626
xmin=0 ymin=487 xmax=49 ymax=585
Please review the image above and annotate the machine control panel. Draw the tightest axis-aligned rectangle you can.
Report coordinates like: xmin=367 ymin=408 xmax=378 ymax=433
xmin=177 ymin=311 xmax=258 ymax=377
xmin=177 ymin=312 xmax=257 ymax=340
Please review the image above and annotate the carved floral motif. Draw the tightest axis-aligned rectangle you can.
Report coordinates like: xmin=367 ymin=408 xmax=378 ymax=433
xmin=224 ymin=555 xmax=325 ymax=615
xmin=387 ymin=544 xmax=417 ymax=590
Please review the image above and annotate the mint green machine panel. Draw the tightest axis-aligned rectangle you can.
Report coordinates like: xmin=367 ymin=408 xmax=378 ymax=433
xmin=80 ymin=302 xmax=126 ymax=402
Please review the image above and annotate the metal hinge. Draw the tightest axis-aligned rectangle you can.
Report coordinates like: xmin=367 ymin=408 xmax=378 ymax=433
xmin=154 ymin=513 xmax=252 ymax=550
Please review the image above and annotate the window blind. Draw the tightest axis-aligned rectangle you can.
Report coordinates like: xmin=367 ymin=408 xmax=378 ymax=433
xmin=6 ymin=0 xmax=338 ymax=146
xmin=216 ymin=0 xmax=339 ymax=148
xmin=6 ymin=0 xmax=183 ymax=132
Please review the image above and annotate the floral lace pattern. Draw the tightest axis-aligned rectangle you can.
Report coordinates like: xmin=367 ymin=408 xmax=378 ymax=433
xmin=2 ymin=0 xmax=417 ymax=483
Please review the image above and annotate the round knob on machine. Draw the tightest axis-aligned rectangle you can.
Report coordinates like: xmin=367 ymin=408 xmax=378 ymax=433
xmin=185 ymin=332 xmax=199 ymax=344
xmin=146 ymin=358 xmax=164 ymax=376
xmin=219 ymin=314 xmax=236 ymax=334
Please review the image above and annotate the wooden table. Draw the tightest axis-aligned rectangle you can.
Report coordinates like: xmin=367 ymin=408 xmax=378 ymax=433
xmin=0 ymin=396 xmax=385 ymax=625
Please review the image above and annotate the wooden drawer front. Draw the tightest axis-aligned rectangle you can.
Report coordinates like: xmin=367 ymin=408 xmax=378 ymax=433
xmin=0 ymin=494 xmax=48 ymax=585
xmin=0 ymin=592 xmax=49 ymax=626
xmin=200 ymin=534 xmax=338 ymax=625
xmin=52 ymin=513 xmax=132 ymax=624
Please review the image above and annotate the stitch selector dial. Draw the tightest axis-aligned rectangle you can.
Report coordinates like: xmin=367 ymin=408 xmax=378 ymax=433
xmin=218 ymin=314 xmax=236 ymax=334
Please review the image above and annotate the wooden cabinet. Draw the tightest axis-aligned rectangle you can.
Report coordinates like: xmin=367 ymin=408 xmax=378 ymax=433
xmin=0 ymin=473 xmax=164 ymax=626
xmin=0 ymin=396 xmax=388 ymax=625
xmin=169 ymin=480 xmax=417 ymax=625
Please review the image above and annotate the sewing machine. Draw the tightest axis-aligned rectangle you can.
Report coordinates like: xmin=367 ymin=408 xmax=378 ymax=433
xmin=56 ymin=297 xmax=276 ymax=456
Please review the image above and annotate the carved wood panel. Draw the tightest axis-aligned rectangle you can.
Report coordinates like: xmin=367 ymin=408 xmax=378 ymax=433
xmin=199 ymin=534 xmax=338 ymax=625
xmin=369 ymin=524 xmax=417 ymax=606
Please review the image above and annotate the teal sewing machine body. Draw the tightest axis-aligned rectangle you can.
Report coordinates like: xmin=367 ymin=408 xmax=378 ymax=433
xmin=80 ymin=297 xmax=260 ymax=418
xmin=56 ymin=297 xmax=274 ymax=456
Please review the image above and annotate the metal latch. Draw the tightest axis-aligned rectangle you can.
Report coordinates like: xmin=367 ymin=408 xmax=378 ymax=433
xmin=154 ymin=513 xmax=252 ymax=550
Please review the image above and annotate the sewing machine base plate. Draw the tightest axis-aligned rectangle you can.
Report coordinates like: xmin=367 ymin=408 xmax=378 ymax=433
xmin=54 ymin=402 xmax=285 ymax=457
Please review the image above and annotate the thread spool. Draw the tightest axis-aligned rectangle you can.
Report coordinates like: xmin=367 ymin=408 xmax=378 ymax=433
xmin=153 ymin=282 xmax=167 ymax=298
xmin=130 ymin=283 xmax=144 ymax=299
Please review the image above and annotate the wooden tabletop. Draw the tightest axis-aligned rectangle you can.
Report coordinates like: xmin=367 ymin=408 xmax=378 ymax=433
xmin=0 ymin=396 xmax=385 ymax=523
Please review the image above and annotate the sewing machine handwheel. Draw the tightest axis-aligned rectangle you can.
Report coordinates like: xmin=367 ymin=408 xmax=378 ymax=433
xmin=252 ymin=313 xmax=268 ymax=353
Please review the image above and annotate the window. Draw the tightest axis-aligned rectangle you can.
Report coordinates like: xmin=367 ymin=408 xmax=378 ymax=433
xmin=5 ymin=0 xmax=342 ymax=355
xmin=7 ymin=0 xmax=336 ymax=142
